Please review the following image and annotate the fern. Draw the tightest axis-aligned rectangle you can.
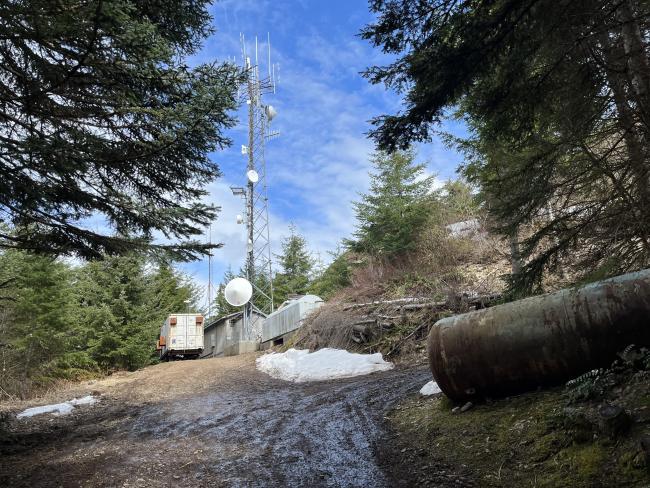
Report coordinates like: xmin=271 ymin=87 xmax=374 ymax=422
xmin=566 ymin=369 xmax=601 ymax=388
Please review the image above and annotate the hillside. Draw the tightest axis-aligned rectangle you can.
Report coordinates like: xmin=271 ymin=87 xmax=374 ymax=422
xmin=294 ymin=217 xmax=511 ymax=361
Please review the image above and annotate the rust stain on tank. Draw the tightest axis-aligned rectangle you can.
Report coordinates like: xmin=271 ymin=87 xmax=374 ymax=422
xmin=427 ymin=269 xmax=650 ymax=402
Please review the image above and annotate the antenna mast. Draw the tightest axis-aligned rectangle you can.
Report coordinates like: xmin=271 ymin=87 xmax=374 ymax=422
xmin=205 ymin=207 xmax=220 ymax=321
xmin=237 ymin=34 xmax=278 ymax=339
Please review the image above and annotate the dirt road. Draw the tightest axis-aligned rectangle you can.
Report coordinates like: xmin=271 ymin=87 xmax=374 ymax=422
xmin=0 ymin=354 xmax=432 ymax=487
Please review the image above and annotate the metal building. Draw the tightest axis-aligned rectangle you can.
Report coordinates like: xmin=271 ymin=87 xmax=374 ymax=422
xmin=201 ymin=310 xmax=266 ymax=358
xmin=261 ymin=295 xmax=324 ymax=349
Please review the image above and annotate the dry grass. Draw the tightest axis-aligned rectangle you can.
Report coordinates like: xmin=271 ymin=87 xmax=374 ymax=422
xmin=291 ymin=301 xmax=439 ymax=361
xmin=293 ymin=218 xmax=511 ymax=359
xmin=0 ymin=354 xmax=260 ymax=412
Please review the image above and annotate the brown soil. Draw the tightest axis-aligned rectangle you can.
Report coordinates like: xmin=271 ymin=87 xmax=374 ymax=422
xmin=0 ymin=353 xmax=445 ymax=488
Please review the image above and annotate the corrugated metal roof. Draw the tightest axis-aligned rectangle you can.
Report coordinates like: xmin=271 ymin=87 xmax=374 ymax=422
xmin=204 ymin=310 xmax=267 ymax=331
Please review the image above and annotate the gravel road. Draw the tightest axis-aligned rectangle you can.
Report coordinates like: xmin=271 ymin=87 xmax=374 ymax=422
xmin=0 ymin=353 xmax=432 ymax=487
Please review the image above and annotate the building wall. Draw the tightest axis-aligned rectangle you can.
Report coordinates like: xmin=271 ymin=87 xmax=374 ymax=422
xmin=201 ymin=323 xmax=227 ymax=358
xmin=260 ymin=329 xmax=298 ymax=350
xmin=201 ymin=313 xmax=265 ymax=358
xmin=262 ymin=295 xmax=323 ymax=343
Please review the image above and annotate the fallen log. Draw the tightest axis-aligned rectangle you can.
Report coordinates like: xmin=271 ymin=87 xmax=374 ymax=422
xmin=350 ymin=318 xmax=377 ymax=326
xmin=342 ymin=297 xmax=430 ymax=311
xmin=399 ymin=301 xmax=448 ymax=311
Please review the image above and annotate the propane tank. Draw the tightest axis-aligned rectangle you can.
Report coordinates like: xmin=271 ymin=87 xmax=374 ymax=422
xmin=428 ymin=269 xmax=650 ymax=402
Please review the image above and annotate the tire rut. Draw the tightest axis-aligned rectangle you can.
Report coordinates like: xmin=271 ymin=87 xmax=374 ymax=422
xmin=1 ymin=358 xmax=431 ymax=487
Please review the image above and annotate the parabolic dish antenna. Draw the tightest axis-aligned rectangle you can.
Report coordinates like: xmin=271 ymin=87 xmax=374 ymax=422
xmin=236 ymin=214 xmax=243 ymax=224
xmin=224 ymin=277 xmax=253 ymax=307
xmin=247 ymin=169 xmax=259 ymax=183
xmin=265 ymin=105 xmax=277 ymax=121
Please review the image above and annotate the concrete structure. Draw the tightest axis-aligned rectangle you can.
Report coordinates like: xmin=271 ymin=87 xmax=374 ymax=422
xmin=261 ymin=295 xmax=324 ymax=349
xmin=201 ymin=310 xmax=266 ymax=358
xmin=158 ymin=314 xmax=204 ymax=360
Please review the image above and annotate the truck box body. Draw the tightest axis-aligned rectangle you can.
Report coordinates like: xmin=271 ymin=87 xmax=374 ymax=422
xmin=158 ymin=314 xmax=204 ymax=360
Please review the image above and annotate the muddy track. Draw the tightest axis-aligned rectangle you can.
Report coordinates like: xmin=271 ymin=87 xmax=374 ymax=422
xmin=0 ymin=354 xmax=431 ymax=487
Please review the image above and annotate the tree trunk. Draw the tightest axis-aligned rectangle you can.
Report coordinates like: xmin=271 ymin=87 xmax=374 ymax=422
xmin=599 ymin=30 xmax=650 ymax=252
xmin=617 ymin=0 xmax=650 ymax=112
xmin=616 ymin=1 xmax=650 ymax=227
xmin=509 ymin=229 xmax=523 ymax=276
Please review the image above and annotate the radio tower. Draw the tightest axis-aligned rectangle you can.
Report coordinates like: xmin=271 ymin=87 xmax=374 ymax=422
xmin=234 ymin=34 xmax=278 ymax=338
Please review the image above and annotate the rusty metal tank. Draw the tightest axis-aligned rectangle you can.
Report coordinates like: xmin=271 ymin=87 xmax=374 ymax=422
xmin=427 ymin=269 xmax=650 ymax=402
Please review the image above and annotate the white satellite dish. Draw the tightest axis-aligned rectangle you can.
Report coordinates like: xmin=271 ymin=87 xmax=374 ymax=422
xmin=224 ymin=277 xmax=253 ymax=307
xmin=247 ymin=169 xmax=259 ymax=183
xmin=247 ymin=239 xmax=253 ymax=252
xmin=236 ymin=214 xmax=243 ymax=224
xmin=265 ymin=105 xmax=277 ymax=121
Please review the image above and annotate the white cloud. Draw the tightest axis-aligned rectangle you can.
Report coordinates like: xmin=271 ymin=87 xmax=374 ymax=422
xmin=179 ymin=2 xmax=468 ymax=306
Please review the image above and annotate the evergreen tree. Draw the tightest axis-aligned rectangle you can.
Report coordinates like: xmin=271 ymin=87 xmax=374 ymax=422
xmin=347 ymin=149 xmax=434 ymax=255
xmin=252 ymin=270 xmax=274 ymax=315
xmin=0 ymin=249 xmax=201 ymax=396
xmin=0 ymin=0 xmax=241 ymax=259
xmin=74 ymin=254 xmax=199 ymax=371
xmin=73 ymin=254 xmax=148 ymax=370
xmin=309 ymin=247 xmax=352 ymax=299
xmin=363 ymin=0 xmax=650 ymax=292
xmin=213 ymin=266 xmax=239 ymax=318
xmin=0 ymin=250 xmax=75 ymax=396
xmin=273 ymin=226 xmax=314 ymax=305
xmin=146 ymin=262 xmax=199 ymax=315
xmin=439 ymin=180 xmax=479 ymax=223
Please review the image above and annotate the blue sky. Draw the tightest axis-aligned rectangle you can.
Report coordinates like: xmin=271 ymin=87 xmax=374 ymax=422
xmin=182 ymin=0 xmax=468 ymax=307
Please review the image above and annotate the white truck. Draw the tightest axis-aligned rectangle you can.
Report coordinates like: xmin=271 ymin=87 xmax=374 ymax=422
xmin=157 ymin=314 xmax=204 ymax=360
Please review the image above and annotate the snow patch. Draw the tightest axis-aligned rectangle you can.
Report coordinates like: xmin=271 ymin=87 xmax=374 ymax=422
xmin=256 ymin=348 xmax=394 ymax=382
xmin=16 ymin=395 xmax=97 ymax=419
xmin=69 ymin=395 xmax=97 ymax=406
xmin=419 ymin=380 xmax=442 ymax=396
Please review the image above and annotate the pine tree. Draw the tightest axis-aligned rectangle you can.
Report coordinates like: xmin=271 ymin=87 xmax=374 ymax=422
xmin=213 ymin=266 xmax=239 ymax=318
xmin=146 ymin=262 xmax=199 ymax=315
xmin=0 ymin=0 xmax=241 ymax=259
xmin=362 ymin=0 xmax=650 ymax=292
xmin=347 ymin=149 xmax=434 ymax=256
xmin=0 ymin=250 xmax=75 ymax=396
xmin=73 ymin=254 xmax=198 ymax=371
xmin=0 ymin=249 xmax=202 ymax=396
xmin=440 ymin=180 xmax=479 ymax=223
xmin=273 ymin=226 xmax=314 ymax=305
xmin=309 ymin=247 xmax=352 ymax=299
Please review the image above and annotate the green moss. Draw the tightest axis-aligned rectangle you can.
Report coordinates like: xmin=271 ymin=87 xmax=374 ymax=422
xmin=437 ymin=395 xmax=455 ymax=412
xmin=389 ymin=385 xmax=649 ymax=487
xmin=530 ymin=432 xmax=567 ymax=463
xmin=566 ymin=443 xmax=606 ymax=479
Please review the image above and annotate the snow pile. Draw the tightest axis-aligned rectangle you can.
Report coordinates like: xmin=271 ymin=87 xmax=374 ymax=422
xmin=256 ymin=348 xmax=394 ymax=382
xmin=16 ymin=395 xmax=97 ymax=419
xmin=419 ymin=381 xmax=442 ymax=396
